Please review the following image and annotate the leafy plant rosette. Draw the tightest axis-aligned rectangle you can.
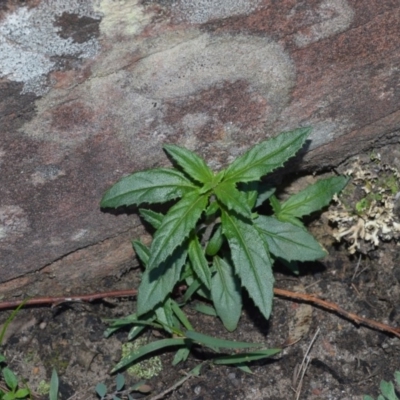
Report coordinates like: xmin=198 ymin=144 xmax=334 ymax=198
xmin=101 ymin=127 xmax=348 ymax=372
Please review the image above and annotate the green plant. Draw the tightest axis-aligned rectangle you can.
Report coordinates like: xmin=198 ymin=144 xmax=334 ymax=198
xmin=95 ymin=374 xmax=149 ymax=400
xmin=101 ymin=127 xmax=348 ymax=371
xmin=364 ymin=371 xmax=400 ymax=400
xmin=0 ymin=303 xmax=31 ymax=400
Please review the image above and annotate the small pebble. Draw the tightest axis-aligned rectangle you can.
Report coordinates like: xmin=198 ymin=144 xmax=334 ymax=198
xmin=39 ymin=321 xmax=47 ymax=330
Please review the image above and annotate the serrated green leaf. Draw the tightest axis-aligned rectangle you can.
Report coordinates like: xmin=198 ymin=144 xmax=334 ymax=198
xmin=221 ymin=210 xmax=274 ymax=320
xmin=139 ymin=209 xmax=164 ymax=229
xmin=163 ymin=144 xmax=214 ymax=184
xmin=115 ymin=374 xmax=125 ymax=391
xmin=100 ymin=168 xmax=197 ymax=208
xmin=188 ymin=235 xmax=211 ymax=289
xmin=148 ymin=191 xmax=208 ymax=269
xmin=255 ymin=184 xmax=276 ymax=208
xmin=132 ymin=240 xmax=150 ymax=266
xmin=211 ymin=257 xmax=242 ymax=332
xmin=212 ymin=348 xmax=281 ymax=364
xmin=137 ymin=247 xmax=187 ymax=316
xmin=254 ymin=216 xmax=326 ymax=261
xmin=205 ymin=224 xmax=224 ymax=256
xmin=2 ymin=367 xmax=17 ymax=391
xmin=185 ymin=330 xmax=262 ymax=350
xmin=49 ymin=368 xmax=59 ymax=400
xmin=205 ymin=200 xmax=220 ymax=218
xmin=214 ymin=182 xmax=251 ymax=218
xmin=239 ymin=181 xmax=259 ymax=209
xmin=223 ymin=128 xmax=311 ymax=184
xmin=269 ymin=194 xmax=281 ymax=214
xmin=278 ymin=176 xmax=349 ymax=219
xmin=112 ymin=339 xmax=188 ymax=373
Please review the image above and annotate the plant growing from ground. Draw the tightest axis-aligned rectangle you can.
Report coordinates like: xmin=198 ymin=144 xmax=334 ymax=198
xmin=364 ymin=371 xmax=400 ymax=400
xmin=101 ymin=127 xmax=348 ymax=372
xmin=0 ymin=303 xmax=31 ymax=400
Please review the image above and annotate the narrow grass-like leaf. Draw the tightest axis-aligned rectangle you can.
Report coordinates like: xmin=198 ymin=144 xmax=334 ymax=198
xmin=211 ymin=257 xmax=242 ymax=332
xmin=171 ymin=300 xmax=194 ymax=331
xmin=214 ymin=182 xmax=252 ymax=218
xmin=255 ymin=216 xmax=326 ymax=261
xmin=132 ymin=240 xmax=150 ymax=266
xmin=155 ymin=299 xmax=175 ymax=333
xmin=148 ymin=191 xmax=208 ymax=269
xmin=185 ymin=330 xmax=262 ymax=350
xmin=212 ymin=349 xmax=281 ymax=364
xmin=128 ymin=324 xmax=148 ymax=341
xmin=278 ymin=176 xmax=349 ymax=218
xmin=163 ymin=144 xmax=214 ymax=184
xmin=182 ymin=278 xmax=202 ymax=304
xmin=221 ymin=209 xmax=274 ymax=320
xmin=139 ymin=209 xmax=164 ymax=229
xmin=137 ymin=247 xmax=187 ymax=316
xmin=192 ymin=303 xmax=217 ymax=316
xmin=101 ymin=168 xmax=197 ymax=208
xmin=188 ymin=235 xmax=211 ymax=289
xmin=112 ymin=338 xmax=188 ymax=373
xmin=49 ymin=369 xmax=59 ymax=400
xmin=223 ymin=128 xmax=311 ymax=184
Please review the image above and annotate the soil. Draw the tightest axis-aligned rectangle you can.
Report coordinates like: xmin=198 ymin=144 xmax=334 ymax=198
xmin=2 ymin=157 xmax=400 ymax=400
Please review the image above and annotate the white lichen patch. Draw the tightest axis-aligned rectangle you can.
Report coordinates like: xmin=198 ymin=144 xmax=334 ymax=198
xmin=0 ymin=1 xmax=101 ymax=95
xmin=293 ymin=0 xmax=354 ymax=48
xmin=174 ymin=0 xmax=263 ymax=24
xmin=121 ymin=339 xmax=162 ymax=379
xmin=327 ymin=154 xmax=400 ymax=254
xmin=0 ymin=206 xmax=30 ymax=243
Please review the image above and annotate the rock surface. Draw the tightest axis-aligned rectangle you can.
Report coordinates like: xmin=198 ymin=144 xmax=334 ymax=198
xmin=1 ymin=0 xmax=399 ymax=292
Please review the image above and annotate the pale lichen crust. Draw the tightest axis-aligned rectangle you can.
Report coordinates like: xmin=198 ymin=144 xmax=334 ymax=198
xmin=327 ymin=153 xmax=400 ymax=254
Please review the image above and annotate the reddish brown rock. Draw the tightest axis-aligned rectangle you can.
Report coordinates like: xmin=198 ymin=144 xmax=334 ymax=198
xmin=0 ymin=0 xmax=399 ymax=294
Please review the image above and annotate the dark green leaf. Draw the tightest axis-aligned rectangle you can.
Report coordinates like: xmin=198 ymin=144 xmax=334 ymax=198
xmin=269 ymin=195 xmax=281 ymax=214
xmin=148 ymin=191 xmax=208 ymax=269
xmin=214 ymin=182 xmax=252 ymax=218
xmin=213 ymin=348 xmax=281 ymax=364
xmin=205 ymin=201 xmax=220 ymax=218
xmin=278 ymin=176 xmax=349 ymax=218
xmin=221 ymin=210 xmax=274 ymax=320
xmin=211 ymin=257 xmax=242 ymax=332
xmin=163 ymin=144 xmax=214 ymax=184
xmin=188 ymin=235 xmax=211 ymax=289
xmin=255 ymin=183 xmax=276 ymax=208
xmin=239 ymin=181 xmax=259 ymax=209
xmin=205 ymin=224 xmax=224 ymax=256
xmin=112 ymin=339 xmax=188 ymax=373
xmin=49 ymin=369 xmax=59 ymax=400
xmin=132 ymin=240 xmax=150 ymax=266
xmin=137 ymin=247 xmax=187 ymax=316
xmin=255 ymin=216 xmax=326 ymax=261
xmin=100 ymin=168 xmax=197 ymax=208
xmin=185 ymin=330 xmax=262 ymax=350
xmin=155 ymin=298 xmax=176 ymax=333
xmin=223 ymin=128 xmax=311 ymax=184
xmin=139 ymin=209 xmax=164 ymax=229
xmin=172 ymin=347 xmax=191 ymax=366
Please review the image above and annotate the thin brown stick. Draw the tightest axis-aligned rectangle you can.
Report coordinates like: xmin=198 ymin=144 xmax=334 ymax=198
xmin=0 ymin=290 xmax=137 ymax=310
xmin=0 ymin=287 xmax=399 ymax=338
xmin=273 ymin=287 xmax=400 ymax=338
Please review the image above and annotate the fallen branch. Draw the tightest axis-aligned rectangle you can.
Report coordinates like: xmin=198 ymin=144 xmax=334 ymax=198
xmin=0 ymin=287 xmax=399 ymax=338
